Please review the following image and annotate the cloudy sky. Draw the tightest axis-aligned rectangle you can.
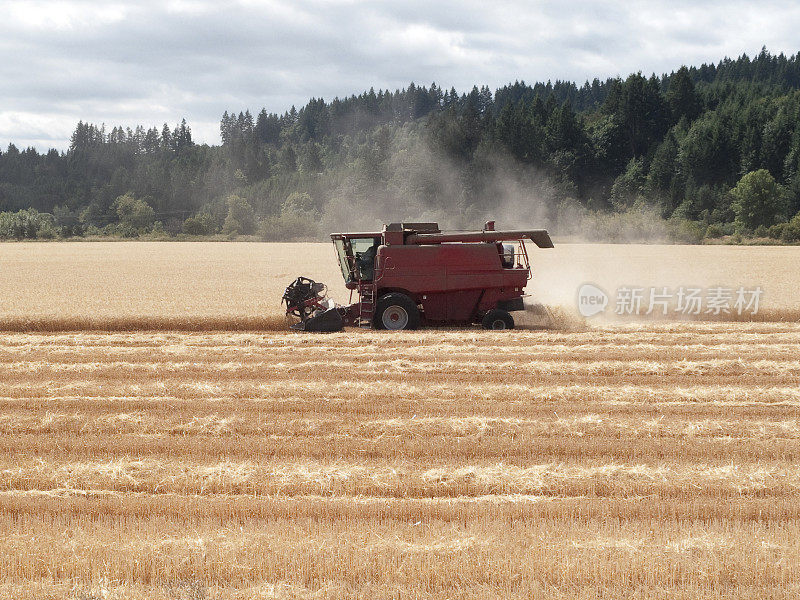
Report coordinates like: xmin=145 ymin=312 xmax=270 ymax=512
xmin=1 ymin=0 xmax=798 ymax=151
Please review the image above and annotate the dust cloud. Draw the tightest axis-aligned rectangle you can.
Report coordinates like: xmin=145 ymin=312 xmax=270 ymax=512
xmin=312 ymin=131 xmax=683 ymax=246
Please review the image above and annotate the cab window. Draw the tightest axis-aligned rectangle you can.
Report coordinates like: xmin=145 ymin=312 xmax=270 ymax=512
xmin=351 ymin=237 xmax=380 ymax=280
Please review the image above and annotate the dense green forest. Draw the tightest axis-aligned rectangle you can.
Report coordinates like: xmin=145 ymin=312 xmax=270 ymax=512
xmin=3 ymin=48 xmax=800 ymax=242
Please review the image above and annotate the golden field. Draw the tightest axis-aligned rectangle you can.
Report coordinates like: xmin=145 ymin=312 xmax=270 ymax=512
xmin=0 ymin=242 xmax=799 ymax=327
xmin=0 ymin=242 xmax=799 ymax=598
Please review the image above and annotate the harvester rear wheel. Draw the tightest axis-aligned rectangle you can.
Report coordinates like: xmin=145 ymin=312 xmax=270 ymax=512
xmin=375 ymin=293 xmax=420 ymax=330
xmin=482 ymin=309 xmax=514 ymax=330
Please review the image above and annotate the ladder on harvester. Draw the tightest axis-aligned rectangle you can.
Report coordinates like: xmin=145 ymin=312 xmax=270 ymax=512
xmin=358 ymin=282 xmax=376 ymax=327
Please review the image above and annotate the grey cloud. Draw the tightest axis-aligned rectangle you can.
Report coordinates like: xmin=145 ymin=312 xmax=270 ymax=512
xmin=1 ymin=0 xmax=799 ymax=150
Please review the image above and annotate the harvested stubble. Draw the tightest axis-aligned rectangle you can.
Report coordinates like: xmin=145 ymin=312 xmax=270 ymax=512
xmin=1 ymin=323 xmax=799 ymax=598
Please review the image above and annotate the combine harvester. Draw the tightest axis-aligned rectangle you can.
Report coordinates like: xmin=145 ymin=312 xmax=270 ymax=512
xmin=282 ymin=221 xmax=553 ymax=332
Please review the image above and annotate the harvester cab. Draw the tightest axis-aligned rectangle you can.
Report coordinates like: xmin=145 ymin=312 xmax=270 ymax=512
xmin=283 ymin=221 xmax=553 ymax=332
xmin=338 ymin=236 xmax=381 ymax=284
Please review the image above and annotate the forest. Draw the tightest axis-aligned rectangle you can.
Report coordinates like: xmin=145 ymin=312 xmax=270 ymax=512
xmin=2 ymin=47 xmax=800 ymax=242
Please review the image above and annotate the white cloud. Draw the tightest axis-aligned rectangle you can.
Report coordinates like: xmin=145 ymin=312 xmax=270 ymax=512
xmin=7 ymin=1 xmax=129 ymax=31
xmin=165 ymin=0 xmax=215 ymax=15
xmin=0 ymin=0 xmax=799 ymax=150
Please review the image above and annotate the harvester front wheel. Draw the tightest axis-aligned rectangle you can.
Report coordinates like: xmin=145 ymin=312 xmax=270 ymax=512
xmin=482 ymin=309 xmax=514 ymax=330
xmin=375 ymin=293 xmax=420 ymax=330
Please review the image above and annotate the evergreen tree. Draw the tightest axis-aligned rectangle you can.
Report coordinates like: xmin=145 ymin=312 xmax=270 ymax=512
xmin=602 ymin=73 xmax=669 ymax=159
xmin=645 ymin=129 xmax=681 ymax=215
xmin=160 ymin=124 xmax=172 ymax=152
xmin=680 ymin=113 xmax=738 ymax=185
xmin=279 ymin=146 xmax=297 ymax=172
xmin=666 ymin=66 xmax=702 ymax=123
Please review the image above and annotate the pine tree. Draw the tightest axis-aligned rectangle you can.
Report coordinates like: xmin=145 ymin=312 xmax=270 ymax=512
xmin=666 ymin=66 xmax=702 ymax=123
xmin=160 ymin=124 xmax=172 ymax=152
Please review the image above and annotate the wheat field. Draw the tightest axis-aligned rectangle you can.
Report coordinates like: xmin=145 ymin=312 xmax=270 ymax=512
xmin=0 ymin=242 xmax=799 ymax=598
xmin=1 ymin=242 xmax=799 ymax=327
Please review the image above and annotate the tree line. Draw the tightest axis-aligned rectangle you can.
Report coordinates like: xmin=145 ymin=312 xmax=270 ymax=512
xmin=2 ymin=47 xmax=800 ymax=242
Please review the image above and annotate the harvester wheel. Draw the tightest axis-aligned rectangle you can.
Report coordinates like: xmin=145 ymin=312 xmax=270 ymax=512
xmin=375 ymin=293 xmax=420 ymax=330
xmin=482 ymin=309 xmax=514 ymax=330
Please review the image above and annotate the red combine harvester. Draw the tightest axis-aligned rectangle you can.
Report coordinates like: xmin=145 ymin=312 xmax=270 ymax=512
xmin=282 ymin=221 xmax=553 ymax=332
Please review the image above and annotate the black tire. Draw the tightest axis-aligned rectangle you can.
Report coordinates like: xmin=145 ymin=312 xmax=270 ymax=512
xmin=374 ymin=293 xmax=420 ymax=330
xmin=482 ymin=308 xmax=514 ymax=330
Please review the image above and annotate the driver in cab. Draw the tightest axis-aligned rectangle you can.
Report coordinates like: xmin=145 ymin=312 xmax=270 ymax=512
xmin=355 ymin=239 xmax=379 ymax=281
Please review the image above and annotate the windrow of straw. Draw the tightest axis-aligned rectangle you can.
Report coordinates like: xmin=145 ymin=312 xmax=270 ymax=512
xmin=0 ymin=323 xmax=799 ymax=598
